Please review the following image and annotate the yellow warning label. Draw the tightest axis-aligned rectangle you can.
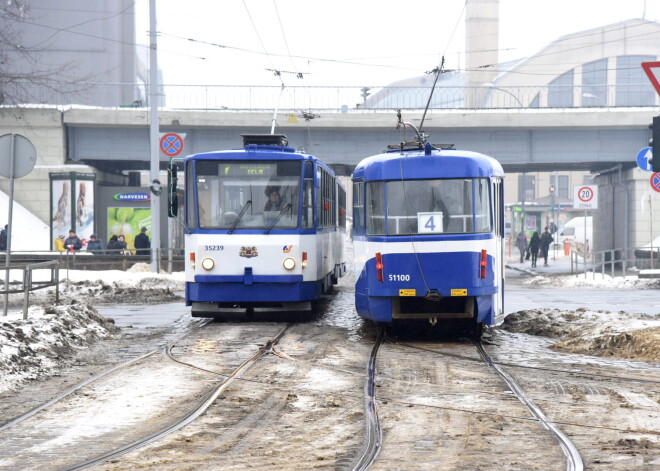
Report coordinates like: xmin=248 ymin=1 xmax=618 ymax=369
xmin=399 ymin=289 xmax=416 ymax=296
xmin=451 ymin=289 xmax=468 ymax=296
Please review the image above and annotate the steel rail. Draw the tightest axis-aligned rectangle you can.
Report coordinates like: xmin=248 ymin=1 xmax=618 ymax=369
xmin=350 ymin=326 xmax=384 ymax=471
xmin=64 ymin=325 xmax=290 ymax=471
xmin=0 ymin=319 xmax=212 ymax=433
xmin=392 ymin=339 xmax=660 ymax=386
xmin=475 ymin=340 xmax=584 ymax=471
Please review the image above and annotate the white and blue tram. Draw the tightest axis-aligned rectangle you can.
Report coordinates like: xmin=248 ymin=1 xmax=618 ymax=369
xmin=168 ymin=134 xmax=347 ymax=317
xmin=351 ymin=142 xmax=504 ymax=333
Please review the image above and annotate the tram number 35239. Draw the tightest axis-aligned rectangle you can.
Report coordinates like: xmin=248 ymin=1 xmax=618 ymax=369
xmin=389 ymin=274 xmax=411 ymax=282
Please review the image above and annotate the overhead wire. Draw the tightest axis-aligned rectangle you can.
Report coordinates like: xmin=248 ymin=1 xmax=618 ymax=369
xmin=395 ymin=0 xmax=470 ymax=298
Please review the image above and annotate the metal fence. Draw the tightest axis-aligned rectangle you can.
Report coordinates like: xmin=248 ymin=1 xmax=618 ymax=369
xmin=1 ymin=261 xmax=60 ymax=318
xmin=8 ymin=81 xmax=660 ymax=112
xmin=570 ymin=246 xmax=659 ymax=278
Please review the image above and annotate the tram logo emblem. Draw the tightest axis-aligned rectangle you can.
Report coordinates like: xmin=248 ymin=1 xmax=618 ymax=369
xmin=282 ymin=245 xmax=292 ymax=253
xmin=239 ymin=246 xmax=258 ymax=258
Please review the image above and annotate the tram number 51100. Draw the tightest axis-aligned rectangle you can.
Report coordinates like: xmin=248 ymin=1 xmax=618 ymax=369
xmin=389 ymin=274 xmax=410 ymax=282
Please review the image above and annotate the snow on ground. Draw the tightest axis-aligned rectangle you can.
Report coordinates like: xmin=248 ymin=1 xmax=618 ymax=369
xmin=0 ymin=264 xmax=184 ymax=393
xmin=0 ymin=303 xmax=119 ymax=393
xmin=500 ymin=308 xmax=660 ymax=362
xmin=521 ymin=272 xmax=660 ymax=289
xmin=1 ymin=263 xmax=658 ymax=394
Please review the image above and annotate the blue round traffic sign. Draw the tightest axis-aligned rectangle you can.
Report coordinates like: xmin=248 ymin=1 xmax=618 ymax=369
xmin=637 ymin=147 xmax=653 ymax=172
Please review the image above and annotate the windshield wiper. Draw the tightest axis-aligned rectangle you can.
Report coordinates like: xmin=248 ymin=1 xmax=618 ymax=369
xmin=264 ymin=203 xmax=292 ymax=234
xmin=228 ymin=200 xmax=252 ymax=234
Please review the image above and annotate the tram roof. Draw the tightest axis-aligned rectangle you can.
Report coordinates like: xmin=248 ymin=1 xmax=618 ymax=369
xmin=181 ymin=145 xmax=337 ymax=175
xmin=352 ymin=148 xmax=504 ymax=181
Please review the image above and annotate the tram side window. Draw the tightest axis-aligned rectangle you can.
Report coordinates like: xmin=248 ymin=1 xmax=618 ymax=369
xmin=338 ymin=185 xmax=346 ymax=228
xmin=303 ymin=161 xmax=314 ymax=229
xmin=353 ymin=182 xmax=364 ymax=234
xmin=475 ymin=178 xmax=492 ymax=233
xmin=366 ymin=182 xmax=385 ymax=235
xmin=186 ymin=160 xmax=196 ymax=228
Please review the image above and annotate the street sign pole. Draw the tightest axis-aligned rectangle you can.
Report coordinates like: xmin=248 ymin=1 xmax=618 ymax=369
xmin=3 ymin=135 xmax=15 ymax=316
xmin=149 ymin=0 xmax=161 ymax=274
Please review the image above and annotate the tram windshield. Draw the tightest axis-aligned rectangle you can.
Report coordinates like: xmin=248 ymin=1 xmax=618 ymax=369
xmin=366 ymin=178 xmax=491 ymax=235
xmin=194 ymin=160 xmax=301 ymax=229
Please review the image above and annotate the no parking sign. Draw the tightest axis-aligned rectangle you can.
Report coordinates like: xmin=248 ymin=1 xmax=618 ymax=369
xmin=574 ymin=185 xmax=598 ymax=209
xmin=651 ymin=172 xmax=660 ymax=193
xmin=159 ymin=132 xmax=185 ymax=157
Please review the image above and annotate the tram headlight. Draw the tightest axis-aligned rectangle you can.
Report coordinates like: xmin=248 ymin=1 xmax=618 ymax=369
xmin=201 ymin=257 xmax=215 ymax=270
xmin=283 ymin=257 xmax=296 ymax=270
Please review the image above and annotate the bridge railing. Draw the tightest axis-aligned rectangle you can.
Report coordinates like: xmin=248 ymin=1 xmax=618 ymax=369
xmin=8 ymin=81 xmax=659 ymax=111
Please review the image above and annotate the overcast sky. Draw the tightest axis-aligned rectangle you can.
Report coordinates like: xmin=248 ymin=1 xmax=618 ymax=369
xmin=135 ymin=0 xmax=660 ymax=87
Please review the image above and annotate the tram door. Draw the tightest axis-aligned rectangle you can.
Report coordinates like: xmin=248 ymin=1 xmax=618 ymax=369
xmin=493 ymin=178 xmax=504 ymax=317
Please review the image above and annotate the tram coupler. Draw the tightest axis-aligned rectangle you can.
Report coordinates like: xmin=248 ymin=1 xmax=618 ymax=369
xmin=425 ymin=289 xmax=442 ymax=301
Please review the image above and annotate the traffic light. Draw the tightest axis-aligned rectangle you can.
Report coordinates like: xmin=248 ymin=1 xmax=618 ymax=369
xmin=651 ymin=116 xmax=660 ymax=172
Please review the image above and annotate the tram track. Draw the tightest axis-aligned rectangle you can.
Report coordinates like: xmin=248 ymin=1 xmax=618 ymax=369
xmin=355 ymin=327 xmax=588 ymax=470
xmin=473 ymin=340 xmax=584 ymax=471
xmin=66 ymin=326 xmax=291 ymax=471
xmin=0 ymin=319 xmax=290 ymax=471
xmin=350 ymin=326 xmax=384 ymax=471
xmin=0 ymin=318 xmax=212 ymax=434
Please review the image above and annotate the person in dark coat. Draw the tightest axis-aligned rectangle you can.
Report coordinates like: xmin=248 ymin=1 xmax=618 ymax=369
xmin=529 ymin=231 xmax=540 ymax=268
xmin=540 ymin=226 xmax=554 ymax=266
xmin=0 ymin=224 xmax=7 ymax=251
xmin=134 ymin=226 xmax=150 ymax=256
xmin=64 ymin=229 xmax=82 ymax=252
xmin=86 ymin=233 xmax=104 ymax=255
xmin=108 ymin=234 xmax=129 ymax=254
xmin=515 ymin=231 xmax=528 ymax=263
xmin=263 ymin=189 xmax=283 ymax=211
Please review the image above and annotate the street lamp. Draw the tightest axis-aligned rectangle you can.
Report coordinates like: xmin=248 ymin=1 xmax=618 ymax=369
xmin=483 ymin=83 xmax=523 ymax=108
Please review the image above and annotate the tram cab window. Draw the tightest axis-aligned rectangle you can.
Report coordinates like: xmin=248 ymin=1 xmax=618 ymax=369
xmin=365 ymin=178 xmax=492 ymax=236
xmin=194 ymin=160 xmax=301 ymax=229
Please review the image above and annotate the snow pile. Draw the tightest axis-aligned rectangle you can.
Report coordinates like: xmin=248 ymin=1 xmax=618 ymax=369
xmin=20 ymin=266 xmax=185 ymax=307
xmin=523 ymin=273 xmax=660 ymax=289
xmin=500 ymin=308 xmax=660 ymax=361
xmin=0 ymin=303 xmax=119 ymax=393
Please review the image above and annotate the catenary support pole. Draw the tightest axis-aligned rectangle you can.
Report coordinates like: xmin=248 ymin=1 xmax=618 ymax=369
xmin=149 ymin=0 xmax=161 ymax=273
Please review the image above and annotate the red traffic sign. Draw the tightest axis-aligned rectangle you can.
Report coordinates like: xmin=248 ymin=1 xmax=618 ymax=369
xmin=651 ymin=172 xmax=660 ymax=193
xmin=642 ymin=61 xmax=660 ymax=96
xmin=577 ymin=186 xmax=594 ymax=202
xmin=160 ymin=132 xmax=184 ymax=157
xmin=574 ymin=184 xmax=598 ymax=209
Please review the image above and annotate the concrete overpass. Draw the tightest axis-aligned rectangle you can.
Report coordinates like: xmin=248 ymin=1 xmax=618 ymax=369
xmin=64 ymin=107 xmax=653 ymax=176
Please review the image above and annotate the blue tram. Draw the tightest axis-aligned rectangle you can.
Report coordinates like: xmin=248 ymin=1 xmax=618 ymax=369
xmin=351 ymin=142 xmax=504 ymax=333
xmin=167 ymin=134 xmax=347 ymax=317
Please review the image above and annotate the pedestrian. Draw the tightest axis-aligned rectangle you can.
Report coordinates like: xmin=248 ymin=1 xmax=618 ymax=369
xmin=87 ymin=233 xmax=105 ymax=255
xmin=107 ymin=234 xmax=120 ymax=253
xmin=529 ymin=231 xmax=540 ymax=268
xmin=0 ymin=224 xmax=7 ymax=251
xmin=63 ymin=229 xmax=82 ymax=252
xmin=134 ymin=226 xmax=150 ymax=256
xmin=515 ymin=231 xmax=528 ymax=263
xmin=54 ymin=235 xmax=65 ymax=252
xmin=116 ymin=234 xmax=130 ymax=255
xmin=540 ymin=226 xmax=553 ymax=266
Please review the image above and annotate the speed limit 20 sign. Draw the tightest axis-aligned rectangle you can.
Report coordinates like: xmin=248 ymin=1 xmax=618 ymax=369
xmin=573 ymin=185 xmax=598 ymax=210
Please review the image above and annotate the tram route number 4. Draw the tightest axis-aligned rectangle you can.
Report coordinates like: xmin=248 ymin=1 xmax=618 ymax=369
xmin=418 ymin=212 xmax=444 ymax=233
